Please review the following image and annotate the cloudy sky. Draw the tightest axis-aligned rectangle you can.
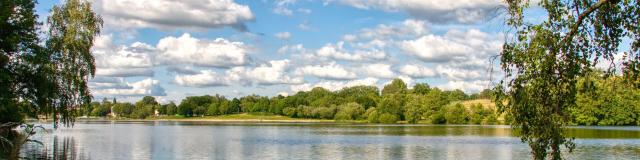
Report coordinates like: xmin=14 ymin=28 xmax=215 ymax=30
xmin=35 ymin=0 xmax=528 ymax=103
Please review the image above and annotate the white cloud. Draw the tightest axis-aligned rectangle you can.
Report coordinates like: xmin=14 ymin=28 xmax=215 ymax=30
xmin=297 ymin=8 xmax=312 ymax=14
xmin=277 ymin=44 xmax=306 ymax=54
xmin=291 ymin=77 xmax=379 ymax=92
xmin=175 ymin=70 xmax=239 ymax=87
xmin=296 ymin=62 xmax=357 ymax=80
xmin=93 ymin=0 xmax=254 ymax=31
xmin=342 ymin=34 xmax=357 ymax=42
xmin=357 ymin=19 xmax=428 ymax=40
xmin=233 ymin=59 xmax=304 ymax=85
xmin=96 ymin=68 xmax=155 ymax=77
xmin=399 ymin=64 xmax=437 ymax=78
xmin=399 ymin=29 xmax=502 ymax=62
xmin=273 ymin=7 xmax=293 ymax=16
xmin=275 ymin=32 xmax=292 ymax=40
xmin=438 ymin=80 xmax=490 ymax=93
xmin=329 ymin=0 xmax=503 ymax=24
xmin=156 ymin=33 xmax=250 ymax=67
xmin=595 ymin=52 xmax=626 ymax=73
xmin=298 ymin=21 xmax=311 ymax=30
xmin=92 ymin=35 xmax=155 ymax=77
xmin=316 ymin=42 xmax=386 ymax=61
xmin=383 ymin=75 xmax=415 ymax=87
xmin=358 ymin=63 xmax=395 ymax=78
xmin=174 ymin=59 xmax=303 ymax=87
xmin=166 ymin=66 xmax=199 ymax=75
xmin=436 ymin=65 xmax=485 ymax=81
xmin=92 ymin=78 xmax=166 ymax=96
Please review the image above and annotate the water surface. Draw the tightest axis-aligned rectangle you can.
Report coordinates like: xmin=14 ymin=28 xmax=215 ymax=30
xmin=17 ymin=121 xmax=640 ymax=159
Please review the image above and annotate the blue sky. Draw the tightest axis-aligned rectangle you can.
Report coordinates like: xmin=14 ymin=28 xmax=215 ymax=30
xmin=35 ymin=0 xmax=521 ymax=103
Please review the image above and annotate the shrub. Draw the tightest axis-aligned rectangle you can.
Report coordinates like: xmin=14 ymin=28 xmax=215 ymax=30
xmin=378 ymin=113 xmax=398 ymax=124
xmin=444 ymin=103 xmax=468 ymax=124
xmin=282 ymin=107 xmax=296 ymax=117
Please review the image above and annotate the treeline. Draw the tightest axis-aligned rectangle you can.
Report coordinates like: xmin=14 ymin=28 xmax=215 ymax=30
xmin=77 ymin=79 xmax=498 ymax=124
xmin=75 ymin=74 xmax=639 ymax=125
xmin=571 ymin=71 xmax=640 ymax=126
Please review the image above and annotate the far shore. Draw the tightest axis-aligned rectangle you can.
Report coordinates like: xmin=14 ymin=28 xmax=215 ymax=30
xmin=27 ymin=114 xmax=373 ymax=124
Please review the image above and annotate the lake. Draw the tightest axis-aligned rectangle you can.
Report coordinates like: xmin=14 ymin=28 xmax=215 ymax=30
xmin=16 ymin=121 xmax=640 ymax=159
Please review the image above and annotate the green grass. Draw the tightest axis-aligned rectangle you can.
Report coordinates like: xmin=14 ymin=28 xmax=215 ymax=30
xmin=458 ymin=99 xmax=496 ymax=110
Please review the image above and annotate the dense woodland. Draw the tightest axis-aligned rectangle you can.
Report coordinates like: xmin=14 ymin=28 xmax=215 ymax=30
xmin=40 ymin=72 xmax=639 ymax=125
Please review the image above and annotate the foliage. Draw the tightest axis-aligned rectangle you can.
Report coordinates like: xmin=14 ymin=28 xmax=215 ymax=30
xmin=498 ymin=0 xmax=640 ymax=159
xmin=365 ymin=108 xmax=379 ymax=123
xmin=334 ymin=102 xmax=365 ymax=121
xmin=378 ymin=113 xmax=398 ymax=124
xmin=0 ymin=0 xmax=102 ymax=128
xmin=444 ymin=104 xmax=468 ymax=124
xmin=381 ymin=78 xmax=408 ymax=95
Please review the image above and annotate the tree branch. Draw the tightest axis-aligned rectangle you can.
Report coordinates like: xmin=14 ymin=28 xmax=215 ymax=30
xmin=560 ymin=0 xmax=610 ymax=46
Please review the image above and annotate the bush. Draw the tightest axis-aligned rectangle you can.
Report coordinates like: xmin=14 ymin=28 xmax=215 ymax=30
xmin=366 ymin=108 xmax=379 ymax=123
xmin=483 ymin=114 xmax=498 ymax=125
xmin=334 ymin=102 xmax=365 ymax=120
xmin=444 ymin=103 xmax=468 ymax=124
xmin=282 ymin=107 xmax=296 ymax=117
xmin=317 ymin=107 xmax=336 ymax=119
xmin=378 ymin=113 xmax=398 ymax=124
xmin=428 ymin=111 xmax=446 ymax=124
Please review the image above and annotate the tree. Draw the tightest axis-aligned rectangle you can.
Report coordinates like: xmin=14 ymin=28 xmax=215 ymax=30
xmin=444 ymin=104 xmax=468 ymax=124
xmin=165 ymin=102 xmax=177 ymax=115
xmin=336 ymin=85 xmax=379 ymax=109
xmin=178 ymin=101 xmax=194 ymax=117
xmin=135 ymin=96 xmax=159 ymax=118
xmin=334 ymin=102 xmax=365 ymax=121
xmin=497 ymin=0 xmax=640 ymax=159
xmin=405 ymin=95 xmax=426 ymax=124
xmin=378 ymin=113 xmax=398 ymax=124
xmin=112 ymin=102 xmax=134 ymax=118
xmin=0 ymin=0 xmax=102 ymax=128
xmin=412 ymin=83 xmax=431 ymax=95
xmin=382 ymin=78 xmax=407 ymax=95
xmin=230 ymin=98 xmax=241 ymax=114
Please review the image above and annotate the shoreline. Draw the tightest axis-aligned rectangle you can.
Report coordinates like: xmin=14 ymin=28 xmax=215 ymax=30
xmin=29 ymin=116 xmax=366 ymax=124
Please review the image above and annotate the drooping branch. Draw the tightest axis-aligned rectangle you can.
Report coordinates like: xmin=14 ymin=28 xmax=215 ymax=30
xmin=560 ymin=0 xmax=610 ymax=45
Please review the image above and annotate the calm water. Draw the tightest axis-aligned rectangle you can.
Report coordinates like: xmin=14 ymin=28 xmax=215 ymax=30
xmin=16 ymin=121 xmax=640 ymax=160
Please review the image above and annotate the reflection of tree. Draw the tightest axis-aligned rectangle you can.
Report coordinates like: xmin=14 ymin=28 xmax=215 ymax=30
xmin=18 ymin=136 xmax=84 ymax=160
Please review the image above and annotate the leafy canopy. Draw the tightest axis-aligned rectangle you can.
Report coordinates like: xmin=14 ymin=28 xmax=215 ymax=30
xmin=497 ymin=0 xmax=640 ymax=159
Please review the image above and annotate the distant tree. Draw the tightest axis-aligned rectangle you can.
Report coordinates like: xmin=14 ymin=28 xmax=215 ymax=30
xmin=316 ymin=106 xmax=336 ymax=119
xmin=378 ymin=113 xmax=398 ymax=124
xmin=444 ymin=104 xmax=468 ymax=124
xmin=282 ymin=107 xmax=297 ymax=117
xmin=365 ymin=108 xmax=379 ymax=123
xmin=230 ymin=98 xmax=241 ymax=113
xmin=336 ymin=85 xmax=379 ymax=109
xmin=444 ymin=89 xmax=467 ymax=101
xmin=91 ymin=102 xmax=109 ymax=117
xmin=382 ymin=78 xmax=407 ymax=95
xmin=412 ymin=83 xmax=431 ymax=95
xmin=405 ymin=95 xmax=426 ymax=124
xmin=377 ymin=94 xmax=405 ymax=120
xmin=165 ymin=102 xmax=177 ymax=116
xmin=112 ymin=102 xmax=134 ymax=118
xmin=178 ymin=101 xmax=194 ymax=117
xmin=334 ymin=102 xmax=365 ymax=121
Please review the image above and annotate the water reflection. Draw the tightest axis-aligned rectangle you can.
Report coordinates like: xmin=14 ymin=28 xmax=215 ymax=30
xmin=14 ymin=122 xmax=640 ymax=160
